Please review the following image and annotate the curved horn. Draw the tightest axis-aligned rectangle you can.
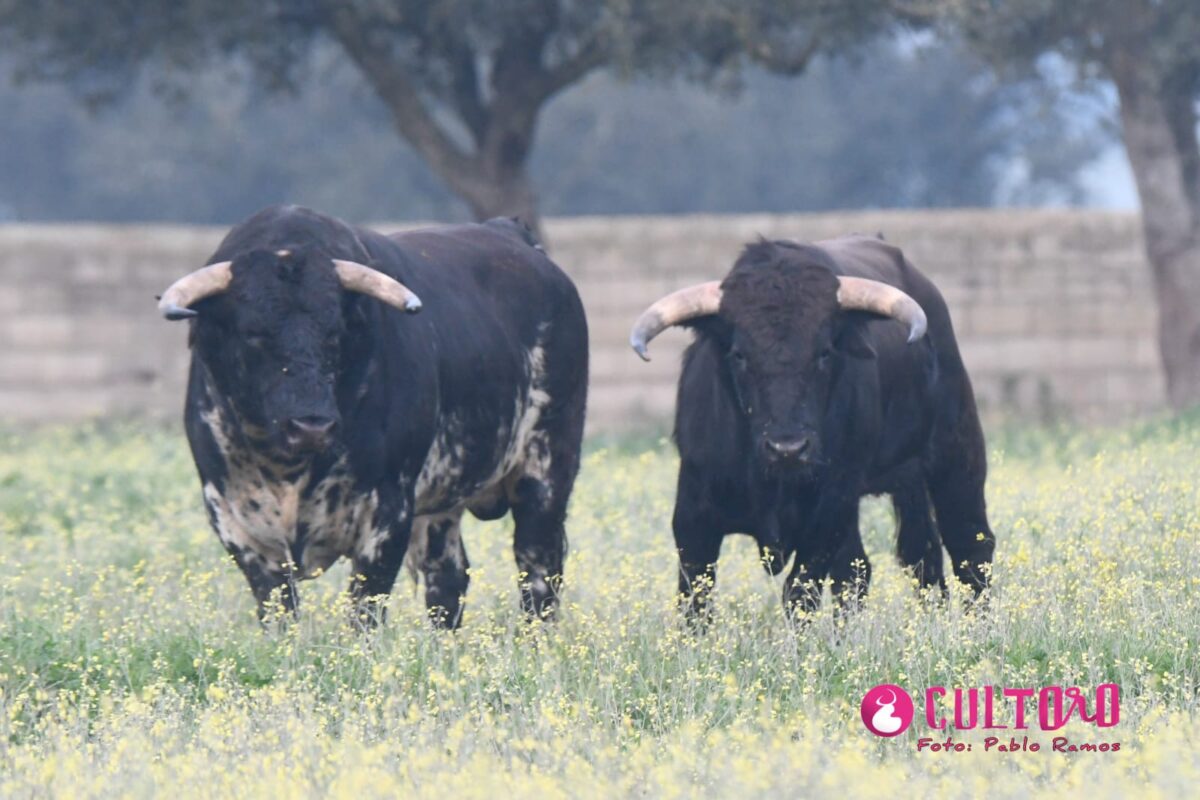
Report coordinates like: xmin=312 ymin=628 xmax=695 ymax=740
xmin=629 ymin=281 xmax=722 ymax=361
xmin=333 ymin=259 xmax=422 ymax=313
xmin=157 ymin=261 xmax=233 ymax=320
xmin=836 ymin=277 xmax=927 ymax=343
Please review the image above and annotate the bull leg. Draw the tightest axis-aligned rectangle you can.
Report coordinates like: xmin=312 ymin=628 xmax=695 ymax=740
xmin=672 ymin=463 xmax=725 ymax=623
xmin=892 ymin=477 xmax=946 ymax=595
xmin=349 ymin=494 xmax=414 ymax=629
xmin=783 ymin=499 xmax=861 ymax=619
xmin=231 ymin=548 xmax=297 ymax=623
xmin=783 ymin=554 xmax=825 ymax=619
xmin=511 ymin=475 xmax=568 ymax=620
xmin=673 ymin=513 xmax=722 ymax=623
xmin=928 ymin=467 xmax=994 ymax=597
xmin=509 ymin=400 xmax=583 ymax=622
xmin=407 ymin=512 xmax=471 ymax=629
xmin=827 ymin=528 xmax=872 ymax=612
xmin=926 ymin=391 xmax=995 ymax=598
xmin=204 ymin=492 xmax=298 ymax=623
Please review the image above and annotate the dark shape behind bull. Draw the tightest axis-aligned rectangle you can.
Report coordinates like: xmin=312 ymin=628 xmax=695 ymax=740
xmin=631 ymin=235 xmax=994 ymax=620
xmin=159 ymin=205 xmax=588 ymax=627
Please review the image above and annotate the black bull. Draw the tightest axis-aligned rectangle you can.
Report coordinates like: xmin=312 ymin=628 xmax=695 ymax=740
xmin=160 ymin=205 xmax=588 ymax=626
xmin=630 ymin=236 xmax=995 ymax=617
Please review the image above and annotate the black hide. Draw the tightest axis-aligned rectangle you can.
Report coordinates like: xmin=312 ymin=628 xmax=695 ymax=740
xmin=670 ymin=235 xmax=994 ymax=619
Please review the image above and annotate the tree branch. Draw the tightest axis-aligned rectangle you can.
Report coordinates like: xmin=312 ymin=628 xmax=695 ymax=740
xmin=321 ymin=2 xmax=478 ymax=188
xmin=534 ymin=33 xmax=611 ymax=102
xmin=444 ymin=37 xmax=489 ymax=145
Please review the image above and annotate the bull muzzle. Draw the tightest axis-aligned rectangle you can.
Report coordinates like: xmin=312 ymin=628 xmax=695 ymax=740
xmin=284 ymin=415 xmax=338 ymax=452
xmin=762 ymin=431 xmax=821 ymax=470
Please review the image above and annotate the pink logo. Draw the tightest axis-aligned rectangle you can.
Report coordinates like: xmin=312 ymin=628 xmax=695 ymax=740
xmin=861 ymin=684 xmax=914 ymax=737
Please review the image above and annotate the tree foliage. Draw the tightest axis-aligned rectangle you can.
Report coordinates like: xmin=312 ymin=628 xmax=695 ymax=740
xmin=914 ymin=0 xmax=1200 ymax=407
xmin=0 ymin=1 xmax=909 ymax=228
xmin=0 ymin=41 xmax=1098 ymax=224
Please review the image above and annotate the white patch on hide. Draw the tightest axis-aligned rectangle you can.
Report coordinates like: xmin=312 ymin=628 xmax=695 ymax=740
xmin=403 ymin=510 xmax=467 ymax=585
xmin=200 ymin=403 xmax=377 ymax=577
xmin=410 ymin=325 xmax=555 ymax=518
xmin=413 ymin=417 xmax=467 ymax=515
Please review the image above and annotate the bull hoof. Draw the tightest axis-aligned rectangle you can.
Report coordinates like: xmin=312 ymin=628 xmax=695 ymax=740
xmin=349 ymin=599 xmax=388 ymax=632
xmin=425 ymin=599 xmax=465 ymax=630
xmin=679 ymin=597 xmax=715 ymax=634
xmin=520 ymin=576 xmax=560 ymax=622
xmin=963 ymin=586 xmax=992 ymax=616
xmin=427 ymin=607 xmax=464 ymax=630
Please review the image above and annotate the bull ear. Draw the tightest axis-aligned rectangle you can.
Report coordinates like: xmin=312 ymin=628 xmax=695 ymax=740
xmin=835 ymin=317 xmax=876 ymax=360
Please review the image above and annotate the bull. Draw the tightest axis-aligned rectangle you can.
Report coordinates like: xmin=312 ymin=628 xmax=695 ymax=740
xmin=629 ymin=235 xmax=994 ymax=618
xmin=157 ymin=205 xmax=588 ymax=627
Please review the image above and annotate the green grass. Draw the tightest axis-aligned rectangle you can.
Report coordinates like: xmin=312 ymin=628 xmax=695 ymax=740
xmin=0 ymin=418 xmax=1198 ymax=798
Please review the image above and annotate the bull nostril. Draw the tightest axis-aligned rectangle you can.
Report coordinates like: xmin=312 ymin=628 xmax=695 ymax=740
xmin=287 ymin=416 xmax=337 ymax=437
xmin=767 ymin=437 xmax=811 ymax=458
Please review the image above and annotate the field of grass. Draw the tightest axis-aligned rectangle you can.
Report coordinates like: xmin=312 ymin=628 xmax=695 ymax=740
xmin=1 ymin=418 xmax=1199 ymax=798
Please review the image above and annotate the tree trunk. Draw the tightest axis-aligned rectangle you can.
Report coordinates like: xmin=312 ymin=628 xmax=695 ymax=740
xmin=371 ymin=91 xmax=544 ymax=238
xmin=323 ymin=7 xmax=544 ymax=235
xmin=1110 ymin=50 xmax=1200 ymax=409
xmin=454 ymin=170 xmax=541 ymax=234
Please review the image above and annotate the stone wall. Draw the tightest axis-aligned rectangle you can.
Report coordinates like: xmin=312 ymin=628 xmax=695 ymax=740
xmin=0 ymin=209 xmax=1164 ymax=433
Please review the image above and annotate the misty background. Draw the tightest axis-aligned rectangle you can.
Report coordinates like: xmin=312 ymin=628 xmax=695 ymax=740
xmin=0 ymin=39 xmax=1134 ymax=226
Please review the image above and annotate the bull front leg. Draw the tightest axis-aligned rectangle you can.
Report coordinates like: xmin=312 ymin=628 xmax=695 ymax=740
xmin=826 ymin=527 xmax=871 ymax=612
xmin=348 ymin=492 xmax=413 ymax=629
xmin=672 ymin=463 xmax=725 ymax=625
xmin=203 ymin=486 xmax=299 ymax=624
xmin=782 ymin=498 xmax=868 ymax=620
xmin=406 ymin=511 xmax=471 ymax=629
xmin=232 ymin=548 xmax=298 ymax=624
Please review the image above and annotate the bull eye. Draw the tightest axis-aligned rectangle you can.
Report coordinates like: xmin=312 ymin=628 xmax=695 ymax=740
xmin=730 ymin=348 xmax=748 ymax=369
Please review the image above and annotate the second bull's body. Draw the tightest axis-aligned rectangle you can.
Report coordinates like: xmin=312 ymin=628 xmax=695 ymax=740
xmin=631 ymin=235 xmax=995 ymax=617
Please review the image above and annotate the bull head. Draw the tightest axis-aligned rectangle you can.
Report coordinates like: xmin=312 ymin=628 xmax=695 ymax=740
xmin=157 ymin=251 xmax=422 ymax=456
xmin=630 ymin=243 xmax=928 ymax=472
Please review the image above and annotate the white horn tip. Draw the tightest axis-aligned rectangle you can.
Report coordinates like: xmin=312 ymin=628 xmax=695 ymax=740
xmin=906 ymin=317 xmax=928 ymax=343
xmin=158 ymin=298 xmax=198 ymax=320
xmin=164 ymin=307 xmax=199 ymax=321
xmin=405 ymin=295 xmax=423 ymax=313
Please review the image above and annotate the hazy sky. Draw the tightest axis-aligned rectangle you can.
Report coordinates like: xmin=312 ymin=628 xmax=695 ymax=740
xmin=1079 ymin=146 xmax=1138 ymax=209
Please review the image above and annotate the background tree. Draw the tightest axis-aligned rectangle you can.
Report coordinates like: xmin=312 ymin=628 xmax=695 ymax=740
xmin=0 ymin=0 xmax=900 ymax=233
xmin=0 ymin=41 xmax=1098 ymax=224
xmin=914 ymin=0 xmax=1200 ymax=408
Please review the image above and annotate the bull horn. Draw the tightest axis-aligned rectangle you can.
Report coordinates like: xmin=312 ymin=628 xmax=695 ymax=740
xmin=332 ymin=259 xmax=422 ymax=313
xmin=629 ymin=281 xmax=722 ymax=361
xmin=157 ymin=261 xmax=233 ymax=320
xmin=836 ymin=276 xmax=927 ymax=343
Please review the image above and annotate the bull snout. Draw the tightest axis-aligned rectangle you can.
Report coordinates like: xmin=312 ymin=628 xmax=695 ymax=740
xmin=284 ymin=415 xmax=338 ymax=451
xmin=763 ymin=432 xmax=819 ymax=467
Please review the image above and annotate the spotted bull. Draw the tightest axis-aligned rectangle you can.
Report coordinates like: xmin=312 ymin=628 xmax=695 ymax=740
xmin=158 ymin=205 xmax=588 ymax=627
xmin=630 ymin=235 xmax=994 ymax=619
